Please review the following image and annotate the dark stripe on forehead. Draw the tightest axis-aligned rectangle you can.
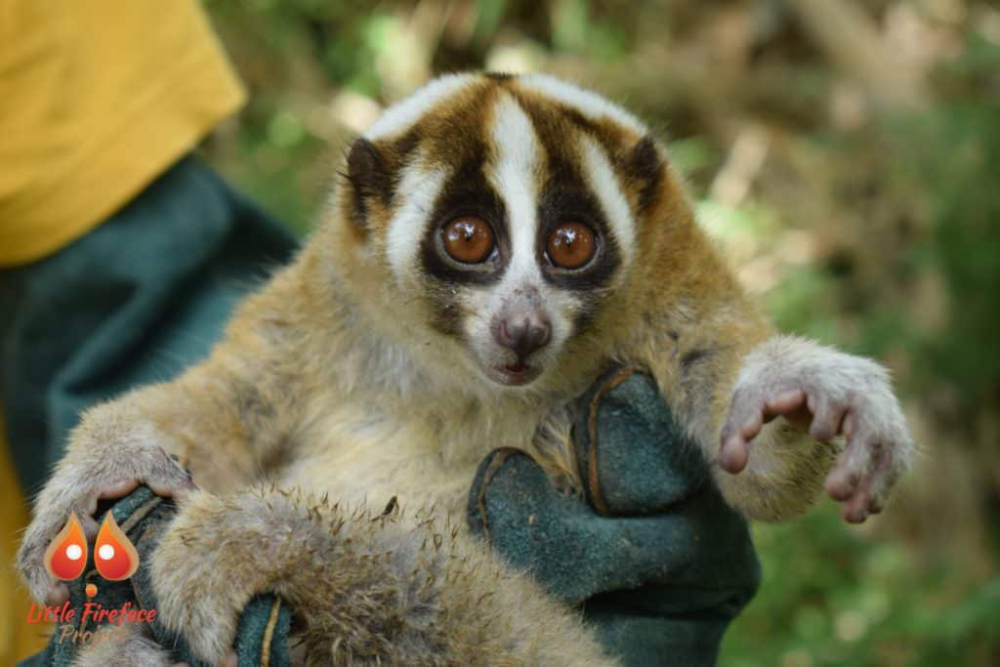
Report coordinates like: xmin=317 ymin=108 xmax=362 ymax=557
xmin=416 ymin=84 xmax=514 ymax=288
xmin=510 ymin=87 xmax=640 ymax=165
xmin=390 ymin=127 xmax=422 ymax=165
xmin=557 ymin=106 xmax=634 ymax=160
xmin=414 ymin=81 xmax=499 ymax=169
xmin=554 ymin=108 xmax=665 ymax=215
xmin=506 ymin=94 xmax=622 ymax=292
xmin=511 ymin=86 xmax=666 ymax=217
xmin=506 ymin=92 xmax=580 ymax=173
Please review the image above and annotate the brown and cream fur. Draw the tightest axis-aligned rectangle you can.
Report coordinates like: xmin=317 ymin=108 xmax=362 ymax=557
xmin=18 ymin=73 xmax=914 ymax=665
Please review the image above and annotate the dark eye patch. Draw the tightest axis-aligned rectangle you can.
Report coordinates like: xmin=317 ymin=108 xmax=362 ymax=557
xmin=419 ymin=150 xmax=509 ymax=286
xmin=535 ymin=156 xmax=621 ymax=292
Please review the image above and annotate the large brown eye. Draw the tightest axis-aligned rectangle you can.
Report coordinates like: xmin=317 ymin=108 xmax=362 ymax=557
xmin=547 ymin=222 xmax=596 ymax=269
xmin=442 ymin=216 xmax=495 ymax=264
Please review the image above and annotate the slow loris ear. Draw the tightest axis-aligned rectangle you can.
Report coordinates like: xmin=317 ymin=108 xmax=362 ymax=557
xmin=345 ymin=137 xmax=391 ymax=237
xmin=619 ymin=135 xmax=666 ymax=213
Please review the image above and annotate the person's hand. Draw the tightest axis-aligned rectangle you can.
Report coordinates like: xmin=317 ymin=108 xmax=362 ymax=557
xmin=468 ymin=366 xmax=760 ymax=666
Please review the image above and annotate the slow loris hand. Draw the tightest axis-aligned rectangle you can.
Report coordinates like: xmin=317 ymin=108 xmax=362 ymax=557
xmin=17 ymin=403 xmax=196 ymax=605
xmin=719 ymin=336 xmax=915 ymax=523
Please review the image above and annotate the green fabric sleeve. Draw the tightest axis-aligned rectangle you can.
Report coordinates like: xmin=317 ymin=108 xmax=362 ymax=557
xmin=0 ymin=154 xmax=297 ymax=494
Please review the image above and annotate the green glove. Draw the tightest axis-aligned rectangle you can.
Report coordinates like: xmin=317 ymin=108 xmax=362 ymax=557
xmin=467 ymin=367 xmax=760 ymax=666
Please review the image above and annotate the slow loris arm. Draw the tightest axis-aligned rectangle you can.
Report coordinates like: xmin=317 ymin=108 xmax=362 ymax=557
xmin=17 ymin=258 xmax=312 ymax=605
xmin=628 ymin=193 xmax=913 ymax=523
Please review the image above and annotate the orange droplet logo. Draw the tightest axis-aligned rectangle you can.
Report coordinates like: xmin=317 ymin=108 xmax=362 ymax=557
xmin=44 ymin=511 xmax=88 ymax=581
xmin=93 ymin=513 xmax=140 ymax=581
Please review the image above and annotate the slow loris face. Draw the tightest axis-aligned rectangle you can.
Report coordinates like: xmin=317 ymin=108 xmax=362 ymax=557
xmin=339 ymin=73 xmax=665 ymax=388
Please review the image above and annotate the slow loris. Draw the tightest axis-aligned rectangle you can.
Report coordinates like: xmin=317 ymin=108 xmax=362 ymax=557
xmin=19 ymin=73 xmax=914 ymax=666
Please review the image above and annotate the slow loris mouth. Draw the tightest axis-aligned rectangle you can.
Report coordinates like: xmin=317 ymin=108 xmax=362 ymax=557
xmin=491 ymin=362 xmax=541 ymax=387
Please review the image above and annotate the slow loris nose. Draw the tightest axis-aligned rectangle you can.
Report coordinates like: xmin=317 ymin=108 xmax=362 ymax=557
xmin=492 ymin=309 xmax=552 ymax=359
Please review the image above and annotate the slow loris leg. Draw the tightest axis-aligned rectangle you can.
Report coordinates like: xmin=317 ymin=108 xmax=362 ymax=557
xmin=150 ymin=488 xmax=617 ymax=666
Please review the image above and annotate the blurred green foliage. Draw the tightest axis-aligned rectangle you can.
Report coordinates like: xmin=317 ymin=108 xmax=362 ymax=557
xmin=201 ymin=1 xmax=1000 ymax=664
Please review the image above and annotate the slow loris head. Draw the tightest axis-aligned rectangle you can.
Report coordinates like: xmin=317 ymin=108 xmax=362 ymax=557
xmin=330 ymin=73 xmax=686 ymax=391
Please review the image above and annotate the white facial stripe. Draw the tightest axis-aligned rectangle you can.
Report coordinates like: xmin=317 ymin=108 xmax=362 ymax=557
xmin=487 ymin=94 xmax=541 ymax=284
xmin=364 ymin=74 xmax=477 ymax=140
xmin=517 ymin=74 xmax=647 ymax=135
xmin=386 ymin=160 xmax=446 ymax=283
xmin=579 ymin=136 xmax=636 ymax=267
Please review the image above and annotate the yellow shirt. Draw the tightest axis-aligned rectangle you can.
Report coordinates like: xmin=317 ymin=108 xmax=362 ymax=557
xmin=0 ymin=408 xmax=41 ymax=663
xmin=0 ymin=0 xmax=246 ymax=266
xmin=0 ymin=2 xmax=245 ymax=660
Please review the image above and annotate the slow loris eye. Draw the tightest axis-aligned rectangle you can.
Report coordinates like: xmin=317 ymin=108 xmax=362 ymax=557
xmin=547 ymin=222 xmax=596 ymax=269
xmin=442 ymin=216 xmax=495 ymax=264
